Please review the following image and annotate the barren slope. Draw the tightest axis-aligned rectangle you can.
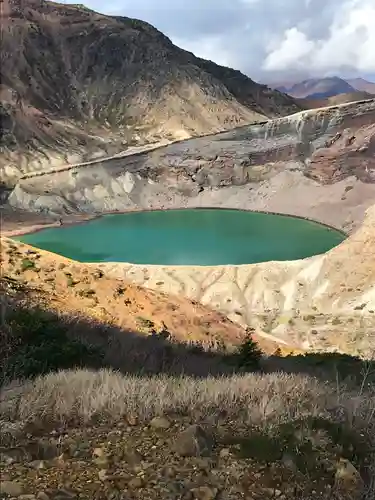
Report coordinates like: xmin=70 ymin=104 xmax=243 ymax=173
xmin=0 ymin=0 xmax=299 ymax=183
xmin=346 ymin=78 xmax=375 ymax=94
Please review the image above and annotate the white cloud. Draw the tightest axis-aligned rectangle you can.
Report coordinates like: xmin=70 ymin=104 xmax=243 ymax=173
xmin=64 ymin=0 xmax=375 ymax=81
xmin=173 ymin=36 xmax=234 ymax=68
xmin=264 ymin=28 xmax=315 ymax=71
xmin=264 ymin=0 xmax=375 ymax=75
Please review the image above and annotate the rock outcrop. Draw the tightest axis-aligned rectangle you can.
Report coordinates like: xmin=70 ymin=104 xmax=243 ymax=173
xmin=9 ymin=99 xmax=375 ymax=232
xmin=0 ymin=0 xmax=299 ymax=183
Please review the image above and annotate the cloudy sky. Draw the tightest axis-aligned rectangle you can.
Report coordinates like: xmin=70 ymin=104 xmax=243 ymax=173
xmin=64 ymin=0 xmax=375 ymax=83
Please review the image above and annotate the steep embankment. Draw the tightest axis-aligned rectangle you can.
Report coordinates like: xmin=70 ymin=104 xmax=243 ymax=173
xmin=0 ymin=0 xmax=299 ymax=183
xmin=9 ymin=99 xmax=375 ymax=232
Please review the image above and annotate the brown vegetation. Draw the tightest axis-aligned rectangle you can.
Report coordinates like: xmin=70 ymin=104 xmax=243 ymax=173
xmin=1 ymin=367 xmax=374 ymax=499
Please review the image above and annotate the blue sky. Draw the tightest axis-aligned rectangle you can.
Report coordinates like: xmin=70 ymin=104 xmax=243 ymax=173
xmin=62 ymin=0 xmax=375 ymax=83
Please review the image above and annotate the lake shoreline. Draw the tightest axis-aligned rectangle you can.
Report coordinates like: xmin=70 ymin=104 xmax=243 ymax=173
xmin=10 ymin=208 xmax=346 ymax=267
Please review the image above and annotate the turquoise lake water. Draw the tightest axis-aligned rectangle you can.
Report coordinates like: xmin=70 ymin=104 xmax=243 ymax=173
xmin=15 ymin=209 xmax=345 ymax=266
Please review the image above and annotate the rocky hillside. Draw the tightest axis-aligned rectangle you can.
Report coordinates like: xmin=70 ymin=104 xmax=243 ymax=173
xmin=0 ymin=0 xmax=299 ymax=184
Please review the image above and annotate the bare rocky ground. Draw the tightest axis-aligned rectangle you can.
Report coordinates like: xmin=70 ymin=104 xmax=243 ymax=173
xmin=7 ymin=100 xmax=375 ymax=233
xmin=0 ymin=414 xmax=371 ymax=500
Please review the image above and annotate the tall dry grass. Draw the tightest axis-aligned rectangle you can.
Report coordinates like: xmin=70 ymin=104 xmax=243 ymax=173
xmin=1 ymin=368 xmax=373 ymax=434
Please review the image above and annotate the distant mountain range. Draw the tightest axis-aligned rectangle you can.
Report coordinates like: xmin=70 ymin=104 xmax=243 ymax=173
xmin=270 ymin=76 xmax=375 ymax=100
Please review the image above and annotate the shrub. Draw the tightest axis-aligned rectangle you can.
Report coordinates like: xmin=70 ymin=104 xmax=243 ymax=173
xmin=77 ymin=288 xmax=96 ymax=298
xmin=20 ymin=258 xmax=35 ymax=271
xmin=66 ymin=275 xmax=79 ymax=287
xmin=114 ymin=285 xmax=126 ymax=297
xmin=136 ymin=316 xmax=155 ymax=330
xmin=234 ymin=329 xmax=263 ymax=371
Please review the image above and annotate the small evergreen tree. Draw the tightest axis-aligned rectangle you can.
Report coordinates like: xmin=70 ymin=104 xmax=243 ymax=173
xmin=235 ymin=328 xmax=263 ymax=371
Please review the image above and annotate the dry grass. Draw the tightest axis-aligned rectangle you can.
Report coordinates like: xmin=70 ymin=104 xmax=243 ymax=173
xmin=0 ymin=368 xmax=373 ymax=432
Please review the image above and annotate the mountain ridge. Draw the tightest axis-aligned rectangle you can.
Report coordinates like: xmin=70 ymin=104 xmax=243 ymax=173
xmin=276 ymin=77 xmax=357 ymax=99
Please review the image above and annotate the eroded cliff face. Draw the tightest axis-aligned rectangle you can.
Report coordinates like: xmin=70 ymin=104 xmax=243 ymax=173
xmin=9 ymin=99 xmax=375 ymax=232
